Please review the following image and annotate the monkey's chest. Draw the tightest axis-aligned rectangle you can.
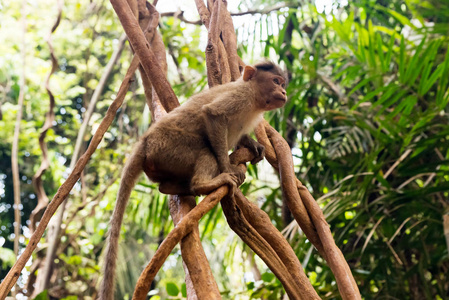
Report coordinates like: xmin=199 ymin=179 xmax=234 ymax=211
xmin=227 ymin=112 xmax=263 ymax=149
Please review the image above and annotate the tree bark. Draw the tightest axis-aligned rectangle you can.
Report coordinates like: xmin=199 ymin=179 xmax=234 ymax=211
xmin=33 ymin=32 xmax=127 ymax=296
xmin=30 ymin=0 xmax=63 ymax=234
xmin=10 ymin=0 xmax=27 ymax=297
xmin=0 ymin=36 xmax=136 ymax=300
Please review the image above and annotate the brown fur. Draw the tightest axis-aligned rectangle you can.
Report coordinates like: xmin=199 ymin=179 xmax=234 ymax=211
xmin=99 ymin=61 xmax=287 ymax=300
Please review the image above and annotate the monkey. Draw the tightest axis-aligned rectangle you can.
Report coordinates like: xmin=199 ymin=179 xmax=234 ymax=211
xmin=99 ymin=61 xmax=287 ymax=300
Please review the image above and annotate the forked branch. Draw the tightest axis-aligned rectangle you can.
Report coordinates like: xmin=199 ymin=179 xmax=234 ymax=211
xmin=133 ymin=1 xmax=220 ymax=297
xmin=0 ymin=51 xmax=139 ymax=300
xmin=132 ymin=148 xmax=252 ymax=300
xmin=263 ymin=121 xmax=361 ymax=300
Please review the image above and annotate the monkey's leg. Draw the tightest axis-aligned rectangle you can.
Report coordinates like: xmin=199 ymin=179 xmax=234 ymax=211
xmin=190 ymin=149 xmax=240 ymax=195
xmin=159 ymin=181 xmax=191 ymax=195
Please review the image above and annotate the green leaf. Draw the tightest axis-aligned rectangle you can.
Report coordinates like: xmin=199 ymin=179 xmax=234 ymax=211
xmin=384 ymin=33 xmax=396 ymax=72
xmin=277 ymin=14 xmax=291 ymax=52
xmin=371 ymin=85 xmax=400 ymax=109
xmin=422 ymin=64 xmax=444 ymax=96
xmin=376 ymin=32 xmax=386 ymax=72
xmin=356 ymin=24 xmax=367 ymax=63
xmin=348 ymin=76 xmax=379 ymax=97
xmin=376 ymin=89 xmax=408 ymax=116
xmin=166 ymin=282 xmax=179 ymax=296
xmin=33 ymin=291 xmax=49 ymax=300
xmin=261 ymin=272 xmax=275 ymax=282
xmin=367 ymin=21 xmax=377 ymax=68
xmin=409 ymin=39 xmax=441 ymax=88
xmin=0 ymin=247 xmax=15 ymax=269
xmin=365 ymin=85 xmax=389 ymax=102
xmin=436 ymin=47 xmax=449 ymax=107
xmin=388 ymin=95 xmax=417 ymax=120
xmin=399 ymin=36 xmax=406 ymax=82
xmin=181 ymin=283 xmax=187 ymax=297
xmin=418 ymin=62 xmax=433 ymax=95
xmin=404 ymin=38 xmax=426 ymax=85
xmin=376 ymin=5 xmax=418 ymax=29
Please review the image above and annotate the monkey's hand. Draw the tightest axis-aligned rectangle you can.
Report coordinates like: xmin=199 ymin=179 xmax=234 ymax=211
xmin=249 ymin=142 xmax=265 ymax=165
xmin=237 ymin=135 xmax=265 ymax=165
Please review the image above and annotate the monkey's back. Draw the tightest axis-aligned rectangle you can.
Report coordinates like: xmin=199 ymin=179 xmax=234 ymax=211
xmin=146 ymin=81 xmax=243 ymax=138
xmin=140 ymin=80 xmax=253 ymax=178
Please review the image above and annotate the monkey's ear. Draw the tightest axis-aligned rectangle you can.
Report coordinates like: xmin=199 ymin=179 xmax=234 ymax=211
xmin=242 ymin=65 xmax=257 ymax=81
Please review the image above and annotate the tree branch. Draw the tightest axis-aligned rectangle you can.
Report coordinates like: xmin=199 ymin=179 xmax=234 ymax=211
xmin=205 ymin=0 xmax=222 ymax=87
xmin=264 ymin=122 xmax=361 ymax=300
xmin=30 ymin=0 xmax=63 ymax=234
xmin=221 ymin=193 xmax=303 ymax=299
xmin=135 ymin=1 xmax=220 ymax=297
xmin=132 ymin=186 xmax=229 ymax=300
xmin=34 ymin=31 xmax=128 ymax=296
xmin=0 ymin=36 xmax=139 ymax=300
xmin=110 ymin=0 xmax=179 ymax=112
xmin=234 ymin=189 xmax=320 ymax=299
xmin=169 ymin=196 xmax=221 ymax=299
xmin=161 ymin=3 xmax=294 ymax=24
xmin=10 ymin=0 xmax=27 ymax=297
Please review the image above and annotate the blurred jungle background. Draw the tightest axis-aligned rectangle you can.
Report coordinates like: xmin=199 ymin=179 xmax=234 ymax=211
xmin=1 ymin=0 xmax=448 ymax=299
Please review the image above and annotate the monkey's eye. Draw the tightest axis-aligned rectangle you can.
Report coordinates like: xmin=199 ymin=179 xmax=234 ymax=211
xmin=281 ymin=83 xmax=285 ymax=88
xmin=273 ymin=78 xmax=280 ymax=85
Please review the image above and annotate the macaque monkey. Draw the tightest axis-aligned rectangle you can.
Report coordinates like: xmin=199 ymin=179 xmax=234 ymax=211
xmin=99 ymin=61 xmax=287 ymax=299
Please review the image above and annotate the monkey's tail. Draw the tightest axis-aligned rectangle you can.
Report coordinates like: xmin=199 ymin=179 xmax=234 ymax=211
xmin=99 ymin=149 xmax=145 ymax=300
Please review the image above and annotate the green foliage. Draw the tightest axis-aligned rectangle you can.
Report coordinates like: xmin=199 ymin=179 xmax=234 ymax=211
xmin=261 ymin=1 xmax=449 ymax=298
xmin=246 ymin=272 xmax=283 ymax=299
xmin=32 ymin=290 xmax=49 ymax=300
xmin=1 ymin=0 xmax=448 ymax=299
xmin=165 ymin=282 xmax=179 ymax=296
xmin=0 ymin=247 xmax=15 ymax=269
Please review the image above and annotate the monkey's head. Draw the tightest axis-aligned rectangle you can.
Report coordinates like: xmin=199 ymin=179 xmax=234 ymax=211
xmin=243 ymin=61 xmax=288 ymax=110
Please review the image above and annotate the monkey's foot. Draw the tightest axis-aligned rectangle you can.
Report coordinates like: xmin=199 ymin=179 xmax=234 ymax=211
xmin=191 ymin=172 xmax=240 ymax=196
xmin=225 ymin=165 xmax=246 ymax=186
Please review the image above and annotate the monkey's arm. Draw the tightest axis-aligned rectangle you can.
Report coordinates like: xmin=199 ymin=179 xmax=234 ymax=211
xmin=237 ymin=134 xmax=265 ymax=165
xmin=202 ymin=103 xmax=245 ymax=184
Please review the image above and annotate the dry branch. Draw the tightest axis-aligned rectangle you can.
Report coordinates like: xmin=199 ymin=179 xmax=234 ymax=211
xmin=136 ymin=0 xmax=169 ymax=120
xmin=169 ymin=196 xmax=221 ymax=299
xmin=296 ymin=179 xmax=360 ymax=298
xmin=27 ymin=1 xmax=62 ymax=295
xmin=134 ymin=1 xmax=220 ymax=296
xmin=264 ymin=122 xmax=361 ymax=299
xmin=132 ymin=186 xmax=230 ymax=300
xmin=255 ymin=121 xmax=278 ymax=167
xmin=0 ymin=39 xmax=139 ymax=300
xmin=234 ymin=189 xmax=320 ymax=299
xmin=220 ymin=2 xmax=240 ymax=81
xmin=205 ymin=0 xmax=222 ymax=87
xmin=10 ymin=0 xmax=27 ymax=297
xmin=30 ymin=0 xmax=63 ymax=233
xmin=195 ymin=1 xmax=231 ymax=83
xmin=110 ymin=0 xmax=179 ymax=112
xmin=221 ymin=193 xmax=303 ymax=299
xmin=34 ymin=32 xmax=128 ymax=296
xmin=265 ymin=123 xmax=324 ymax=255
